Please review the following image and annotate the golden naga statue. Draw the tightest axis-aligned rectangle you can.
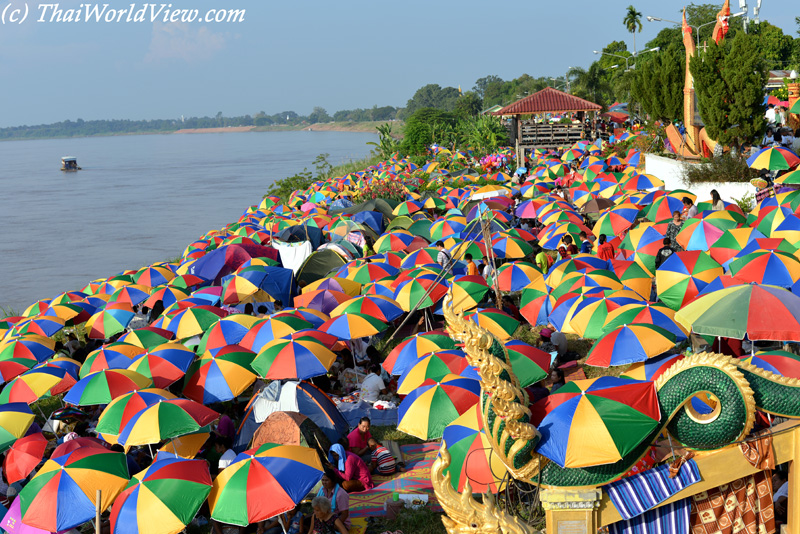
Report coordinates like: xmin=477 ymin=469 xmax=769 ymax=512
xmin=664 ymin=1 xmax=733 ymax=159
xmin=432 ymin=290 xmax=800 ymax=533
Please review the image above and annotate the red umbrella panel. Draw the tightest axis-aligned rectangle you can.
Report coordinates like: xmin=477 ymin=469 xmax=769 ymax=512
xmin=4 ymin=432 xmax=48 ymax=484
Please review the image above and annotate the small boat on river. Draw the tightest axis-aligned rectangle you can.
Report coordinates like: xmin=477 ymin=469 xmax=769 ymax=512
xmin=61 ymin=157 xmax=81 ymax=171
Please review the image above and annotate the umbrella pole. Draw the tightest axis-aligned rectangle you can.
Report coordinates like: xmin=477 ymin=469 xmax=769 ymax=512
xmin=384 ymin=214 xmax=490 ymax=343
xmin=95 ymin=489 xmax=102 ymax=534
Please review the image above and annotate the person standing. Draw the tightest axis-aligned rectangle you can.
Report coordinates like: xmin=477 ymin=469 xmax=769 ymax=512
xmin=710 ymin=189 xmax=724 ymax=211
xmin=682 ymin=197 xmax=698 ymax=219
xmin=666 ymin=211 xmax=684 ymax=252
xmin=435 ymin=241 xmax=453 ymax=269
xmin=465 ymin=253 xmax=479 ymax=276
xmin=596 ymin=234 xmax=615 ymax=261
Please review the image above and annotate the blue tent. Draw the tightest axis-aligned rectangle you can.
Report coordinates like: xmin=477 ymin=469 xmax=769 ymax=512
xmin=352 ymin=211 xmax=384 ymax=234
xmin=277 ymin=225 xmax=323 ymax=250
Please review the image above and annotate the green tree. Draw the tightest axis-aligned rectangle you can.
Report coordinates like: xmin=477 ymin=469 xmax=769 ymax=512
xmin=400 ymin=108 xmax=457 ymax=156
xmin=690 ymin=31 xmax=766 ymax=150
xmin=308 ymin=107 xmax=331 ymax=124
xmin=473 ymin=75 xmax=503 ymax=100
xmin=568 ymin=63 xmax=612 ymax=105
xmin=366 ymin=123 xmax=400 ymax=159
xmin=454 ymin=91 xmax=484 ymax=117
xmin=630 ymin=42 xmax=685 ymax=123
xmin=749 ymin=21 xmax=794 ymax=70
xmin=400 ymin=84 xmax=461 ymax=120
xmin=623 ymin=5 xmax=643 ymax=55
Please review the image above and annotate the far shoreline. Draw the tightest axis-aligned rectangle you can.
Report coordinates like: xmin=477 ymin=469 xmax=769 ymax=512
xmin=0 ymin=121 xmax=397 ymax=142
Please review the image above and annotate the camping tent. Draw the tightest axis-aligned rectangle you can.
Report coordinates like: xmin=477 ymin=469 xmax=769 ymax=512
xmin=250 ymin=411 xmax=332 ymax=453
xmin=234 ymin=380 xmax=348 ymax=453
xmin=296 ymin=249 xmax=348 ymax=287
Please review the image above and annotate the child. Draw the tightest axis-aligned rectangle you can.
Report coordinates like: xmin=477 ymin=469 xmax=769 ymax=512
xmin=368 ymin=438 xmax=405 ymax=475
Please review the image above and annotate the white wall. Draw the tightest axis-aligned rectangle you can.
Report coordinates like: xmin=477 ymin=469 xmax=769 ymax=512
xmin=644 ymin=154 xmax=753 ymax=206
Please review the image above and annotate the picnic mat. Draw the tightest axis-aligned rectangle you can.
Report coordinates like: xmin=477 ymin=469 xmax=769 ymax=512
xmin=349 ymin=442 xmax=443 ymax=518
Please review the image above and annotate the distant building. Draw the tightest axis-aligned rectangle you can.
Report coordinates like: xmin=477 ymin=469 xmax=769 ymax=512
xmin=767 ymin=70 xmax=793 ymax=90
xmin=481 ymin=104 xmax=504 ymax=116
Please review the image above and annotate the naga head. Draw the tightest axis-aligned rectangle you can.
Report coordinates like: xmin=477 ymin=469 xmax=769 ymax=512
xmin=711 ymin=0 xmax=731 ymax=44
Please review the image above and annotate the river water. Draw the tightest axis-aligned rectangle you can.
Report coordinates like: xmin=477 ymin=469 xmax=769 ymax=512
xmin=0 ymin=130 xmax=377 ymax=311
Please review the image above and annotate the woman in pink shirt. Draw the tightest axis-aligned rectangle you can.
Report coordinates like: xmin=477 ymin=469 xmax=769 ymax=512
xmin=326 ymin=444 xmax=373 ymax=493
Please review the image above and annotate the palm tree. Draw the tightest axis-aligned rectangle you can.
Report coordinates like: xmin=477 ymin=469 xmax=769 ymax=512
xmin=623 ymin=5 xmax=643 ymax=56
xmin=568 ymin=64 xmax=612 ymax=106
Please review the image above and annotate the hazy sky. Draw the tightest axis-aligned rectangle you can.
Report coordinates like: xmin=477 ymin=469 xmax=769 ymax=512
xmin=1 ymin=0 xmax=797 ymax=126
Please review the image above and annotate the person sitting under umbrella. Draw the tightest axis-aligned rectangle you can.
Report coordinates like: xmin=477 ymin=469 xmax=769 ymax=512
xmin=326 ymin=443 xmax=373 ymax=493
xmin=309 ymin=496 xmax=349 ymax=534
xmin=316 ymin=473 xmax=350 ymax=531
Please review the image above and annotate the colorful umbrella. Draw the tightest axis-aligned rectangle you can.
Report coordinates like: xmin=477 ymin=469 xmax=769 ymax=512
xmin=529 ymin=376 xmax=661 ymax=468
xmin=96 ymin=389 xmax=177 ymax=439
xmin=621 ymin=352 xmax=685 ymax=382
xmin=109 ymin=457 xmax=212 ymax=534
xmin=708 ymin=227 xmax=766 ymax=266
xmin=292 ymin=289 xmax=351 ymax=315
xmin=4 ymin=433 xmax=48 ymax=484
xmin=127 ymin=343 xmax=195 ymax=389
xmin=302 ymin=277 xmax=362 ymax=297
xmin=393 ymin=278 xmax=449 ymax=311
xmin=747 ymin=146 xmax=800 ymax=171
xmin=465 ymin=308 xmax=520 ymax=340
xmin=738 ymin=350 xmax=800 ymax=379
xmin=64 ymin=369 xmax=153 ymax=406
xmin=318 ymin=313 xmax=387 ymax=340
xmin=440 ymin=404 xmax=507 ymax=493
xmin=80 ymin=343 xmax=147 ymax=378
xmin=17 ymin=447 xmax=130 ymax=531
xmin=0 ymin=367 xmax=76 ymax=405
xmin=183 ymin=345 xmax=256 ymax=404
xmin=251 ymin=339 xmax=336 ymax=380
xmin=604 ymin=303 xmax=688 ymax=342
xmin=117 ymin=327 xmax=175 ymax=350
xmin=504 ymin=340 xmax=550 ymax=388
xmin=587 ymin=323 xmax=677 ymax=367
xmin=396 ymin=350 xmax=475 ymax=395
xmin=728 ymin=250 xmax=800 ymax=288
xmin=383 ymin=332 xmax=457 ymax=376
xmin=496 ymin=262 xmax=544 ymax=293
xmin=238 ymin=315 xmax=312 ymax=353
xmin=675 ymin=284 xmax=800 ymax=341
xmin=397 ymin=374 xmax=480 ymax=440
xmin=209 ymin=444 xmax=323 ymax=526
xmin=117 ymin=399 xmax=218 ymax=447
xmin=0 ymin=335 xmax=56 ymax=363
xmin=164 ymin=305 xmax=227 ymax=339
xmin=655 ymin=251 xmax=724 ymax=311
xmin=85 ymin=303 xmax=136 ymax=339
xmin=0 ymin=403 xmax=34 ymax=453
xmin=329 ymin=295 xmax=404 ymax=322
xmin=448 ymin=275 xmax=490 ymax=313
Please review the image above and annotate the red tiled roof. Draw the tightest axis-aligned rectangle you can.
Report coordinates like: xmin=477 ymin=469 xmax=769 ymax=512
xmin=493 ymin=87 xmax=602 ymax=115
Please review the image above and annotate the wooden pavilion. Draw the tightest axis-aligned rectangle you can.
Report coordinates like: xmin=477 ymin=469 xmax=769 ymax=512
xmin=492 ymin=87 xmax=602 ymax=166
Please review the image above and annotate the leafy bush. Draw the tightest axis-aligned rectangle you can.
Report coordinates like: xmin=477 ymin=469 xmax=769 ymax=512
xmin=732 ymin=192 xmax=756 ymax=213
xmin=683 ymin=153 xmax=758 ymax=184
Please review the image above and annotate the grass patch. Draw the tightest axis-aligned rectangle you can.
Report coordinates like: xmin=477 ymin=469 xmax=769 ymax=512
xmin=370 ymin=425 xmax=424 ymax=446
xmin=1 ymin=305 xmax=23 ymax=318
xmin=365 ymin=506 xmax=447 ymax=534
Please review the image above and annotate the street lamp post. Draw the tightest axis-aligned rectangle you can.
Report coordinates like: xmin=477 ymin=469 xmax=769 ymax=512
xmin=645 ymin=12 xmax=745 ymax=49
xmin=592 ymin=47 xmax=659 ymax=71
